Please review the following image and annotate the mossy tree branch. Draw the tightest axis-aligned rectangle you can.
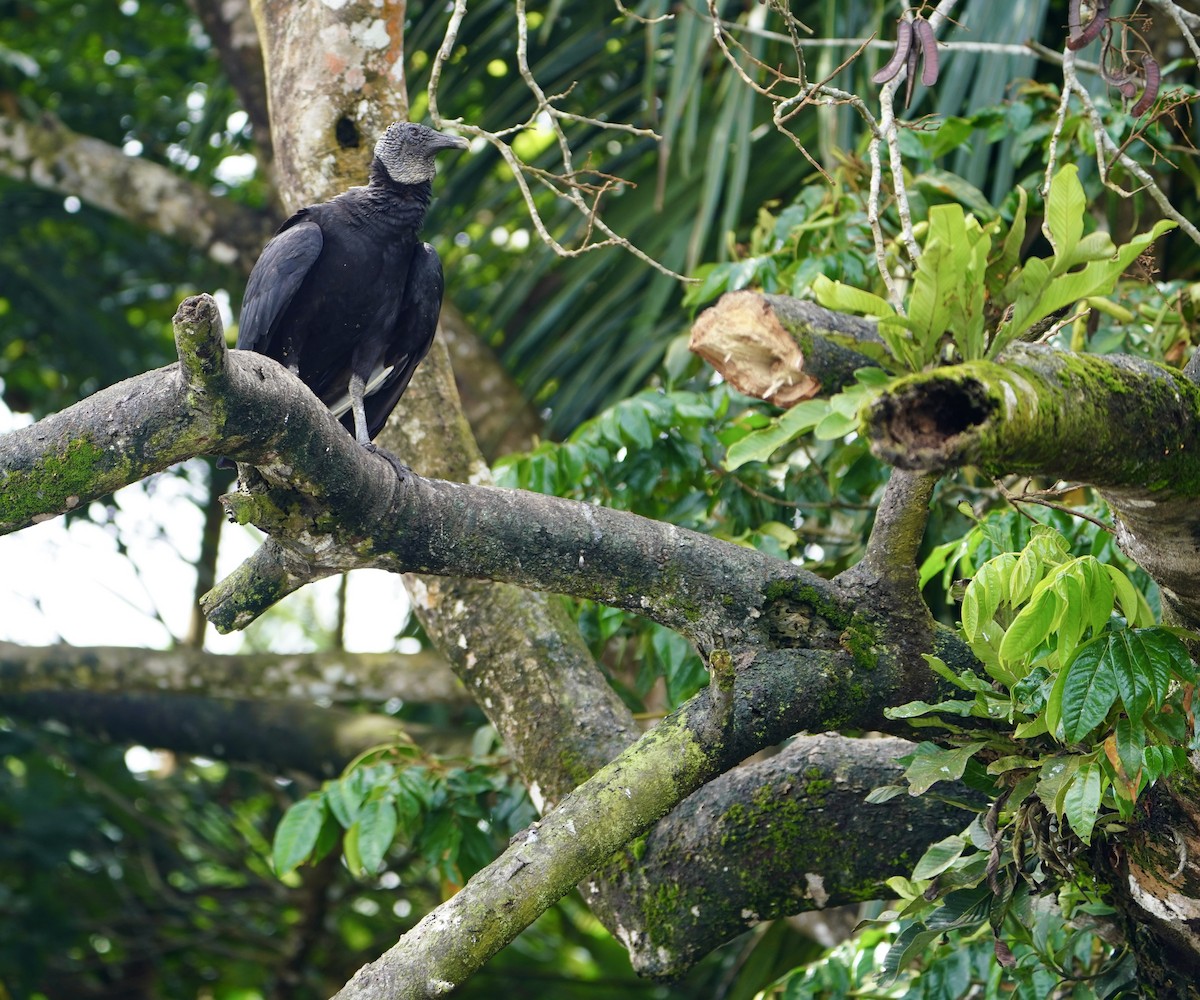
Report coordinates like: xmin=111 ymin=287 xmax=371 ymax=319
xmin=0 ymin=642 xmax=466 ymax=706
xmin=0 ymin=690 xmax=423 ymax=777
xmin=0 ymin=289 xmax=959 ymax=991
xmin=863 ymin=346 xmax=1200 ymax=630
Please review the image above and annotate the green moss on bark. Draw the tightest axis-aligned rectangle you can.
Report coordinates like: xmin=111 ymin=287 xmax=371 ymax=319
xmin=0 ymin=438 xmax=116 ymax=528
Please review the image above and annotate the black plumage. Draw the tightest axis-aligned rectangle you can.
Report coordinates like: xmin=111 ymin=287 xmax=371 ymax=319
xmin=235 ymin=122 xmax=467 ymax=466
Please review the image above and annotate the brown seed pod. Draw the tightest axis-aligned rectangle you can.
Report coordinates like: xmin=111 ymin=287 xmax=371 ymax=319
xmin=1067 ymin=0 xmax=1110 ymax=51
xmin=914 ymin=17 xmax=940 ymax=86
xmin=872 ymin=18 xmax=913 ymax=84
xmin=904 ymin=23 xmax=921 ymax=107
xmin=1131 ymin=55 xmax=1160 ymax=116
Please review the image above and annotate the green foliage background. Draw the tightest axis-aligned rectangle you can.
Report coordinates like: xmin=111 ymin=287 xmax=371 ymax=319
xmin=3 ymin=0 xmax=1200 ymax=997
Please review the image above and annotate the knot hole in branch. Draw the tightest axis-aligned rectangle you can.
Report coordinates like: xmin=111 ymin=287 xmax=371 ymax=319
xmin=872 ymin=378 xmax=994 ymax=471
xmin=335 ymin=117 xmax=360 ymax=149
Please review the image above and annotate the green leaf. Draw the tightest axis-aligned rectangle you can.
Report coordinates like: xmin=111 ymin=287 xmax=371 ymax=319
xmin=1060 ymin=638 xmax=1120 ymax=742
xmin=1104 ymin=565 xmax=1146 ymax=625
xmin=811 ymin=273 xmax=896 ymax=319
xmin=1141 ymin=744 xmax=1165 ymax=784
xmin=273 ymin=796 xmax=326 ymax=877
xmin=723 ymin=399 xmax=827 ymax=470
xmin=912 ymin=835 xmax=968 ymax=879
xmin=921 ymin=653 xmax=994 ymax=694
xmin=961 ymin=553 xmax=1018 ymax=643
xmin=1063 ymin=230 xmax=1118 ymax=268
xmin=1113 ymin=715 xmax=1146 ymax=793
xmin=992 ymin=184 xmax=1027 ymax=285
xmin=904 ymin=742 xmax=984 ymax=795
xmin=997 ymin=586 xmax=1059 ymax=670
xmin=885 ymin=698 xmax=981 ymax=719
xmin=1111 ymin=632 xmax=1154 ymax=721
xmin=326 ymin=776 xmax=365 ymax=829
xmin=352 ymin=798 xmax=398 ymax=876
xmin=1044 ymin=165 xmax=1086 ymax=272
xmin=1063 ymin=759 xmax=1103 ymax=845
xmin=1035 ymin=755 xmax=1081 ymax=816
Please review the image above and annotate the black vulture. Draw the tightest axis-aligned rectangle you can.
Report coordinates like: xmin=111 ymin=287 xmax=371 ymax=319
xmin=233 ymin=121 xmax=468 ymax=471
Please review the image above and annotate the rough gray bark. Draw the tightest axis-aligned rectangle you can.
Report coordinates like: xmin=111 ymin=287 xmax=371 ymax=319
xmin=0 ymin=642 xmax=465 ymax=706
xmin=0 ymin=689 xmax=419 ymax=777
xmin=0 ymin=292 xmax=954 ymax=994
xmin=0 ymin=111 xmax=272 ymax=270
xmin=600 ymin=735 xmax=975 ymax=976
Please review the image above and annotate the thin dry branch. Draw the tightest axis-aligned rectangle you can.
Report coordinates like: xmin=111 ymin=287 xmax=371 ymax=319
xmin=426 ymin=0 xmax=688 ymax=282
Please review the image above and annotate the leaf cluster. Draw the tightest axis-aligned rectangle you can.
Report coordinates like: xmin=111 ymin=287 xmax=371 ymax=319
xmin=814 ymin=166 xmax=1175 ymax=372
xmin=272 ymin=745 xmax=534 ymax=891
xmin=869 ymin=518 xmax=1197 ymax=991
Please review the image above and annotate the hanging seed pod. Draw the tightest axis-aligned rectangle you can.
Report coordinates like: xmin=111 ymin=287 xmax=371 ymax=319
xmin=872 ymin=18 xmax=913 ymax=84
xmin=1131 ymin=55 xmax=1161 ymax=116
xmin=914 ymin=17 xmax=940 ymax=87
xmin=1067 ymin=0 xmax=1110 ymax=51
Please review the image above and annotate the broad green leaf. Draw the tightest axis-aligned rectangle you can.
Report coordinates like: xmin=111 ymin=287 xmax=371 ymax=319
xmin=616 ymin=399 xmax=654 ymax=449
xmin=1052 ymin=570 xmax=1085 ymax=663
xmin=1139 ymin=627 xmax=1197 ymax=691
xmin=1104 ymin=564 xmax=1152 ymax=626
xmin=1081 ymin=558 xmax=1116 ymax=637
xmin=961 ymin=552 xmax=1018 ymax=642
xmin=865 ymin=784 xmax=907 ymax=804
xmin=921 ymin=653 xmax=994 ymax=694
xmin=912 ymin=835 xmax=968 ymax=879
xmin=1014 ymin=715 xmax=1049 ymax=739
xmin=1112 ymin=715 xmax=1145 ymax=797
xmin=723 ymin=398 xmax=828 ymax=469
xmin=1045 ymin=165 xmax=1086 ymax=272
xmin=992 ymin=184 xmax=1028 ymax=286
xmin=1062 ymin=230 xmax=1118 ymax=269
xmin=879 ymin=925 xmax=946 ymax=986
xmin=986 ymin=755 xmax=1039 ymax=775
xmin=273 ymin=796 xmax=326 ymax=876
xmin=1036 ymin=755 xmax=1081 ymax=816
xmin=1063 ymin=759 xmax=1104 ymax=845
xmin=1111 ymin=631 xmax=1154 ymax=721
xmin=1142 ymin=744 xmax=1165 ymax=784
xmin=997 ymin=586 xmax=1058 ymax=669
xmin=885 ymin=698 xmax=980 ymax=719
xmin=904 ymin=742 xmax=984 ymax=795
xmin=811 ymin=273 xmax=896 ymax=318
xmin=1060 ymin=638 xmax=1120 ymax=742
xmin=326 ymin=776 xmax=364 ymax=829
xmin=353 ymin=798 xmax=398 ymax=876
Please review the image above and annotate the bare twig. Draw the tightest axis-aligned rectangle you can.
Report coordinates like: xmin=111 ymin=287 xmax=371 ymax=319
xmin=427 ymin=0 xmax=689 ymax=282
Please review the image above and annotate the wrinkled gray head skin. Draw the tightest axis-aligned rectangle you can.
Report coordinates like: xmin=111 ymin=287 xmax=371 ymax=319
xmin=373 ymin=122 xmax=469 ymax=185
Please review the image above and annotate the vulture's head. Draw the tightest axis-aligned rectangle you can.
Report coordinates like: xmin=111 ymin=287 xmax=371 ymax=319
xmin=373 ymin=122 xmax=469 ymax=185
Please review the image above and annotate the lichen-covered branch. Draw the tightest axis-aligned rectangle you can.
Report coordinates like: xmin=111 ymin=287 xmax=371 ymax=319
xmin=0 ymin=111 xmax=271 ymax=269
xmin=863 ymin=346 xmax=1200 ymax=633
xmin=0 ymin=690 xmax=418 ymax=778
xmin=0 ymin=642 xmax=466 ymax=707
xmin=335 ymin=644 xmax=899 ymax=1000
xmin=865 ymin=346 xmax=1200 ymax=489
xmin=600 ymin=734 xmax=974 ymax=977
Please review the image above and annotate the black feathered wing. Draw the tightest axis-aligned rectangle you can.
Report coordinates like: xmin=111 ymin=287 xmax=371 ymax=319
xmin=236 ymin=217 xmax=323 ymax=356
xmin=339 ymin=242 xmax=444 ymax=441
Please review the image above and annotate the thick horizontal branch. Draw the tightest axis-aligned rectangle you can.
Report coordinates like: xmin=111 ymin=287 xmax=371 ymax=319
xmin=0 ymin=112 xmax=271 ymax=270
xmin=864 ymin=346 xmax=1200 ymax=487
xmin=600 ymin=735 xmax=972 ymax=977
xmin=1 ymin=690 xmax=417 ymax=777
xmin=0 ymin=642 xmax=467 ymax=707
xmin=689 ymin=291 xmax=883 ymax=406
xmin=335 ymin=643 xmax=898 ymax=1000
